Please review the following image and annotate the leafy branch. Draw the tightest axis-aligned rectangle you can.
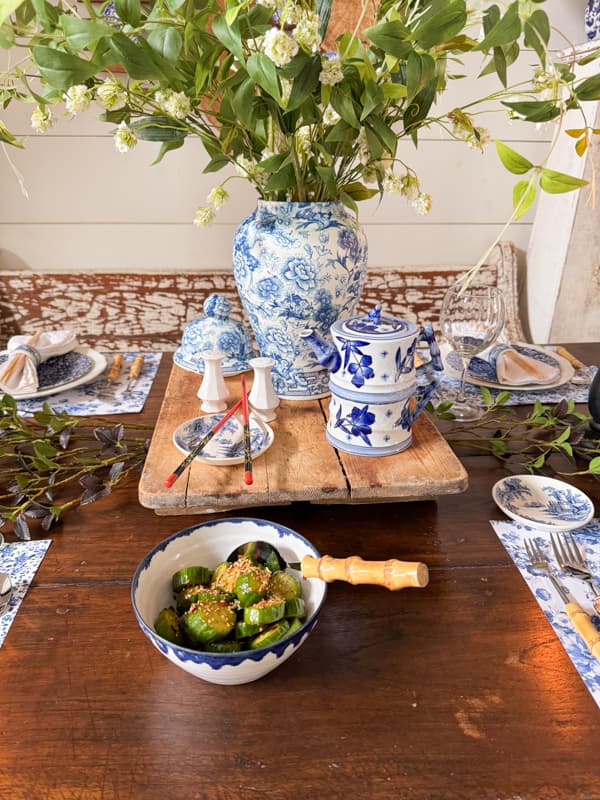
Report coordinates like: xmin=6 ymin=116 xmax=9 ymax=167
xmin=0 ymin=394 xmax=152 ymax=540
xmin=428 ymin=388 xmax=600 ymax=478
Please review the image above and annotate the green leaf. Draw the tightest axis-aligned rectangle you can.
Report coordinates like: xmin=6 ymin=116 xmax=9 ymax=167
xmin=512 ymin=179 xmax=537 ymax=219
xmin=0 ymin=0 xmax=25 ymax=26
xmin=0 ymin=22 xmax=15 ymax=47
xmin=501 ymin=99 xmax=560 ymax=123
xmin=246 ymin=53 xmax=281 ymax=103
xmin=331 ymin=84 xmax=359 ymax=129
xmin=286 ymin=55 xmax=320 ymax=112
xmin=495 ymin=391 xmax=512 ymax=406
xmin=364 ymin=20 xmax=413 ymax=59
xmin=530 ymin=453 xmax=547 ymax=469
xmin=476 ymin=2 xmax=521 ymax=50
xmin=316 ymin=0 xmax=332 ymax=38
xmin=60 ymin=15 xmax=114 ymax=52
xmin=403 ymin=79 xmax=437 ymax=135
xmin=539 ymin=168 xmax=587 ymax=194
xmin=406 ymin=52 xmax=435 ymax=104
xmin=342 ymin=182 xmax=378 ymax=200
xmin=480 ymin=386 xmax=493 ymax=406
xmin=493 ymin=46 xmax=507 ymax=87
xmin=0 ymin=118 xmax=24 ymax=148
xmin=588 ymin=456 xmax=600 ymax=474
xmin=130 ymin=114 xmax=187 ymax=141
xmin=151 ymin=138 xmax=184 ymax=164
xmin=413 ymin=0 xmax=467 ymax=50
xmin=108 ymin=33 xmax=175 ymax=81
xmin=212 ymin=14 xmax=244 ymax=63
xmin=523 ymin=10 xmax=550 ymax=64
xmin=115 ymin=0 xmax=141 ymax=28
xmin=264 ymin=162 xmax=295 ymax=192
xmin=495 ymin=140 xmax=534 ymax=174
xmin=575 ymin=74 xmax=600 ymax=102
xmin=147 ymin=25 xmax=183 ymax=62
xmin=31 ymin=0 xmax=59 ymax=31
xmin=31 ymin=45 xmax=101 ymax=90
xmin=231 ymin=76 xmax=256 ymax=129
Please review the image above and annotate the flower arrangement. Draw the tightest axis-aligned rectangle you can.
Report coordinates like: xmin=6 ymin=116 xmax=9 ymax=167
xmin=1 ymin=0 xmax=600 ymax=227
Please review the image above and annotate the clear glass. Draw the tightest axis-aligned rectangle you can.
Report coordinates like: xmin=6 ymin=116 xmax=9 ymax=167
xmin=440 ymin=284 xmax=505 ymax=421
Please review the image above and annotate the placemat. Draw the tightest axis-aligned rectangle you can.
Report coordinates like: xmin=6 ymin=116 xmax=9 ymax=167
xmin=491 ymin=518 xmax=600 ymax=708
xmin=432 ymin=370 xmax=595 ymax=406
xmin=15 ymin=352 xmax=162 ymax=416
xmin=0 ymin=540 xmax=52 ymax=648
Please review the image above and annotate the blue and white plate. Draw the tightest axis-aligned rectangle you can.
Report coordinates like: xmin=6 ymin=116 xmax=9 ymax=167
xmin=172 ymin=412 xmax=274 ymax=466
xmin=444 ymin=343 xmax=573 ymax=391
xmin=492 ymin=475 xmax=595 ymax=532
xmin=0 ymin=347 xmax=107 ymax=400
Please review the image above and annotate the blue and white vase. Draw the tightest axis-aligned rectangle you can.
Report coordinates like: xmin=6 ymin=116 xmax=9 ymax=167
xmin=232 ymin=201 xmax=368 ymax=400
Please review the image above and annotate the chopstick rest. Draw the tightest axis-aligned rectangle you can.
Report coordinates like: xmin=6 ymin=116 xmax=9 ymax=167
xmin=241 ymin=374 xmax=252 ymax=486
xmin=165 ymin=398 xmax=243 ymax=488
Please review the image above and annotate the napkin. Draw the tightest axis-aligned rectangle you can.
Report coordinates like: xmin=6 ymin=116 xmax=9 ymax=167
xmin=0 ymin=329 xmax=78 ymax=394
xmin=494 ymin=346 xmax=561 ymax=386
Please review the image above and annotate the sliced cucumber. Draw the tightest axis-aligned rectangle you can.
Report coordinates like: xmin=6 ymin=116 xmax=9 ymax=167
xmin=205 ymin=640 xmax=242 ymax=653
xmin=286 ymin=617 xmax=304 ymax=636
xmin=180 ymin=600 xmax=236 ymax=645
xmin=249 ymin=619 xmax=291 ymax=650
xmin=243 ymin=598 xmax=285 ymax=626
xmin=171 ymin=565 xmax=212 ymax=593
xmin=284 ymin=597 xmax=306 ymax=618
xmin=235 ymin=620 xmax=263 ymax=639
xmin=235 ymin=571 xmax=269 ymax=607
xmin=154 ymin=607 xmax=184 ymax=645
xmin=269 ymin=571 xmax=302 ymax=600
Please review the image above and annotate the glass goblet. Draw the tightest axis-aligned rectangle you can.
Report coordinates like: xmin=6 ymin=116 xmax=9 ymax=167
xmin=440 ymin=284 xmax=505 ymax=421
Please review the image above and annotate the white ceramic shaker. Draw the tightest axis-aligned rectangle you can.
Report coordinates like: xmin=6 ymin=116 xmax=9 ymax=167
xmin=197 ymin=349 xmax=230 ymax=413
xmin=248 ymin=357 xmax=279 ymax=422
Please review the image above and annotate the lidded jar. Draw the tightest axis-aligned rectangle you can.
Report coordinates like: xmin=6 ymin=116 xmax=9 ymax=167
xmin=173 ymin=293 xmax=257 ymax=376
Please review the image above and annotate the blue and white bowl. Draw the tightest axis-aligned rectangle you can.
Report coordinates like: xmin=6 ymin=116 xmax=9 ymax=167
xmin=131 ymin=518 xmax=327 ymax=685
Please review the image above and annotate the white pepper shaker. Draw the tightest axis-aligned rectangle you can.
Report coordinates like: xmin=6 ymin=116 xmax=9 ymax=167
xmin=197 ymin=349 xmax=229 ymax=413
xmin=248 ymin=357 xmax=279 ymax=422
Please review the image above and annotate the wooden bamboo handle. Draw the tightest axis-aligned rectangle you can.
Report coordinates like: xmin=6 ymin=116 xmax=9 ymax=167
xmin=565 ymin=602 xmax=600 ymax=660
xmin=129 ymin=355 xmax=145 ymax=380
xmin=300 ymin=555 xmax=429 ymax=590
xmin=555 ymin=346 xmax=584 ymax=370
xmin=106 ymin=354 xmax=124 ymax=383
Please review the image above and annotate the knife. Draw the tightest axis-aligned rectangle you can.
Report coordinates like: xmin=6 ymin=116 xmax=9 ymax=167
xmin=548 ymin=572 xmax=600 ymax=660
xmin=123 ymin=355 xmax=145 ymax=394
xmin=555 ymin=346 xmax=593 ymax=384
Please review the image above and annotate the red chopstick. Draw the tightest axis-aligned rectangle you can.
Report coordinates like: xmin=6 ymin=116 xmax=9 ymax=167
xmin=164 ymin=398 xmax=243 ymax=489
xmin=241 ymin=374 xmax=253 ymax=485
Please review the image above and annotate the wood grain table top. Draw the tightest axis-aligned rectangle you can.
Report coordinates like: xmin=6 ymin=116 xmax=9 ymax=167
xmin=1 ymin=344 xmax=599 ymax=800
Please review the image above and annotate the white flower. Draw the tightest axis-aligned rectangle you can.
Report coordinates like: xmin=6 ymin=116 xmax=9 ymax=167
xmin=467 ymin=126 xmax=491 ymax=151
xmin=295 ymin=125 xmax=312 ymax=155
xmin=64 ymin=85 xmax=92 ymax=115
xmin=357 ymin=127 xmax=370 ymax=166
xmin=263 ymin=27 xmax=299 ymax=67
xmin=412 ymin=192 xmax=432 ymax=215
xmin=96 ymin=81 xmax=126 ymax=111
xmin=30 ymin=106 xmax=52 ymax=133
xmin=294 ymin=11 xmax=321 ymax=54
xmin=157 ymin=89 xmax=191 ymax=120
xmin=235 ymin=155 xmax=255 ymax=179
xmin=319 ymin=56 xmax=344 ymax=86
xmin=114 ymin=121 xmax=138 ymax=153
xmin=322 ymin=105 xmax=340 ymax=126
xmin=382 ymin=171 xmax=403 ymax=193
xmin=207 ymin=185 xmax=229 ymax=210
xmin=194 ymin=206 xmax=215 ymax=227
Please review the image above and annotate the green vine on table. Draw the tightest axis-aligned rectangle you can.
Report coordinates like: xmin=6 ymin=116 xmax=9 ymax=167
xmin=0 ymin=394 xmax=152 ymax=541
xmin=427 ymin=388 xmax=600 ymax=478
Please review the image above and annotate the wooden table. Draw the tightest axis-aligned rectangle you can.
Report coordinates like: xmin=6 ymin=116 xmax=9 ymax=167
xmin=1 ymin=344 xmax=599 ymax=800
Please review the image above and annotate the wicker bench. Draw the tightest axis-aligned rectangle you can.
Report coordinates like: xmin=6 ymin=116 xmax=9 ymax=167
xmin=0 ymin=242 xmax=525 ymax=350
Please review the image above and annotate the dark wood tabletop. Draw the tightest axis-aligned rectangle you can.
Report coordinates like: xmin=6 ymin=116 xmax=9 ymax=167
xmin=1 ymin=344 xmax=599 ymax=800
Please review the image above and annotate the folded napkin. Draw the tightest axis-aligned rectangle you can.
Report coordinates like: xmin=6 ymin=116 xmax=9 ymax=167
xmin=0 ymin=329 xmax=78 ymax=394
xmin=494 ymin=346 xmax=561 ymax=386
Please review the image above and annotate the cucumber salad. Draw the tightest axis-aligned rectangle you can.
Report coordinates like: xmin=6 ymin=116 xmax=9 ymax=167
xmin=154 ymin=548 xmax=306 ymax=653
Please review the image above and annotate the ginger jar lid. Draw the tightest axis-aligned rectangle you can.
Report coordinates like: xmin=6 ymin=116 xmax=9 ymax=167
xmin=331 ymin=305 xmax=418 ymax=340
xmin=173 ymin=293 xmax=257 ymax=376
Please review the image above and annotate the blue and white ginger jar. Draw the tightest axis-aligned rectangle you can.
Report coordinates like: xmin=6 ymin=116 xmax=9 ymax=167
xmin=232 ymin=201 xmax=368 ymax=399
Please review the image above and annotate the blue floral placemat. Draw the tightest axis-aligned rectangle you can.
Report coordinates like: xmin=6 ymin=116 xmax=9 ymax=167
xmin=491 ymin=519 xmax=600 ymax=707
xmin=15 ymin=352 xmax=162 ymax=416
xmin=0 ymin=540 xmax=52 ymax=648
xmin=432 ymin=370 xmax=595 ymax=406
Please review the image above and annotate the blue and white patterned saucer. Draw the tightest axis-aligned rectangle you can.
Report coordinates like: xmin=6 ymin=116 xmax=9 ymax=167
xmin=492 ymin=475 xmax=595 ymax=533
xmin=172 ymin=413 xmax=274 ymax=466
xmin=0 ymin=347 xmax=107 ymax=400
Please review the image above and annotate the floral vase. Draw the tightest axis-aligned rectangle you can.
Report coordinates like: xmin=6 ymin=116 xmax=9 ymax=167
xmin=232 ymin=201 xmax=368 ymax=400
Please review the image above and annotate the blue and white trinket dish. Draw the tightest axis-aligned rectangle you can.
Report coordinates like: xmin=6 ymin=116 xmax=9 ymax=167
xmin=173 ymin=293 xmax=257 ymax=376
xmin=492 ymin=475 xmax=595 ymax=533
xmin=172 ymin=412 xmax=274 ymax=466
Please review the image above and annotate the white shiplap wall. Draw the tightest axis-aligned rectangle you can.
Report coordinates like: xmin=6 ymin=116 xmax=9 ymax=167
xmin=0 ymin=1 xmax=591 ymax=275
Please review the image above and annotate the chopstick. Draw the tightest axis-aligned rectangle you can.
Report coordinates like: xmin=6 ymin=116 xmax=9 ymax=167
xmin=164 ymin=398 xmax=243 ymax=489
xmin=241 ymin=373 xmax=252 ymax=486
xmin=0 ymin=331 xmax=42 ymax=383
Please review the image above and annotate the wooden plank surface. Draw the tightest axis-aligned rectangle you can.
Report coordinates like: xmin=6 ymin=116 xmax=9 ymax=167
xmin=138 ymin=363 xmax=468 ymax=515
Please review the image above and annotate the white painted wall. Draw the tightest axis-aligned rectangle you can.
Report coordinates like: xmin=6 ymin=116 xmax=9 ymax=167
xmin=0 ymin=1 xmax=592 ymax=279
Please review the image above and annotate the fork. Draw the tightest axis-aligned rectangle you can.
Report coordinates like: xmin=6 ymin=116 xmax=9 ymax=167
xmin=524 ymin=538 xmax=600 ymax=659
xmin=550 ymin=532 xmax=600 ymax=613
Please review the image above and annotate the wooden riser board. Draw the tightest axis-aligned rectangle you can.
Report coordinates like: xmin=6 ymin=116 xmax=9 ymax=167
xmin=138 ymin=364 xmax=469 ymax=515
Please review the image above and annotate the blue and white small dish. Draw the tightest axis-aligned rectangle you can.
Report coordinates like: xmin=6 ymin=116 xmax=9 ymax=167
xmin=173 ymin=293 xmax=257 ymax=377
xmin=492 ymin=475 xmax=595 ymax=533
xmin=0 ymin=347 xmax=107 ymax=400
xmin=172 ymin=412 xmax=274 ymax=466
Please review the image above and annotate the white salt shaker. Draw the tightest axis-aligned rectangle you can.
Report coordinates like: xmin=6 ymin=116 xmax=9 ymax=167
xmin=197 ymin=349 xmax=230 ymax=413
xmin=248 ymin=357 xmax=279 ymax=422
